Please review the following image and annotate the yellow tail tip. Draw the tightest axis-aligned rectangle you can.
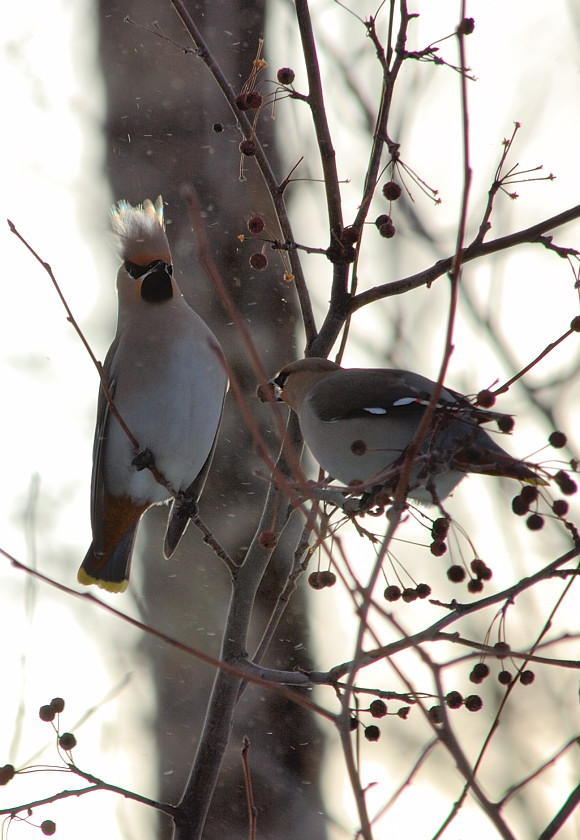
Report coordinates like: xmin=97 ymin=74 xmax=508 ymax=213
xmin=523 ymin=475 xmax=550 ymax=487
xmin=77 ymin=567 xmax=129 ymax=594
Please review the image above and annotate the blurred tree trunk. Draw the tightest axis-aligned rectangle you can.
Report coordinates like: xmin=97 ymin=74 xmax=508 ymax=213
xmin=98 ymin=2 xmax=327 ymax=837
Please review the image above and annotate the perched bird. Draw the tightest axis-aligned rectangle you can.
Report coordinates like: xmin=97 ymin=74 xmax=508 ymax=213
xmin=270 ymin=358 xmax=545 ymax=503
xmin=79 ymin=197 xmax=227 ymax=593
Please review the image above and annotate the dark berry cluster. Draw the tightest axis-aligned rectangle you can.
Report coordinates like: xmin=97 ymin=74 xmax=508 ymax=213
xmin=428 ymin=691 xmax=483 ymax=724
xmin=430 ymin=516 xmax=449 ymax=557
xmin=308 ymin=570 xmax=337 ymax=589
xmin=374 ymin=214 xmax=396 ymax=239
xmin=383 ymin=583 xmax=431 ymax=602
xmin=469 ymin=645 xmax=536 ymax=688
xmin=38 ymin=697 xmax=65 ymax=722
xmin=235 ymin=91 xmax=263 ymax=111
xmin=348 ymin=696 xmax=411 ymax=743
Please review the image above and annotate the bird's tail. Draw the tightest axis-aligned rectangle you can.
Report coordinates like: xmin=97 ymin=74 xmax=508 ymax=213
xmin=453 ymin=445 xmax=548 ymax=486
xmin=78 ymin=528 xmax=137 ymax=594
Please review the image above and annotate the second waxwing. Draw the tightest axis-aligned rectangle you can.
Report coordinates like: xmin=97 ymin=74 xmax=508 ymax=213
xmin=270 ymin=358 xmax=545 ymax=502
xmin=78 ymin=197 xmax=227 ymax=593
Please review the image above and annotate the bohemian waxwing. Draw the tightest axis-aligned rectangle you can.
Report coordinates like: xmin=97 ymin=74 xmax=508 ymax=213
xmin=78 ymin=197 xmax=227 ymax=593
xmin=270 ymin=358 xmax=545 ymax=502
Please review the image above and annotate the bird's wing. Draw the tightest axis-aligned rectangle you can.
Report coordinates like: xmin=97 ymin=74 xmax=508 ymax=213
xmin=90 ymin=342 xmax=118 ymax=557
xmin=163 ymin=386 xmax=227 ymax=558
xmin=308 ymin=369 xmax=457 ymax=422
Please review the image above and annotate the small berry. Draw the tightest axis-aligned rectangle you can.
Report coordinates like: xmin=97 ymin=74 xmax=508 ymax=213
xmin=258 ymin=530 xmax=278 ymax=549
xmin=526 ymin=513 xmax=544 ymax=531
xmin=245 ymin=91 xmax=263 ymax=110
xmin=384 ymin=585 xmax=401 ymax=602
xmin=374 ymin=214 xmax=391 ymax=229
xmin=239 ymin=139 xmax=257 ymax=156
xmin=467 ymin=578 xmax=484 ymax=594
xmin=428 ymin=705 xmax=444 ymax=725
xmin=519 ymin=669 xmax=535 ymax=686
xmin=469 ymin=663 xmax=490 ymax=684
xmin=445 ymin=691 xmax=463 ymax=709
xmin=308 ymin=571 xmax=324 ymax=590
xmin=497 ymin=415 xmax=515 ymax=433
xmin=493 ymin=641 xmax=511 ymax=658
xmin=458 ymin=17 xmax=475 ymax=35
xmin=470 ymin=559 xmax=492 ymax=581
xmin=520 ymin=485 xmax=539 ymax=505
xmin=402 ymin=587 xmax=418 ymax=603
xmin=476 ymin=389 xmax=495 ymax=408
xmin=549 ymin=431 xmax=567 ymax=448
xmin=364 ymin=725 xmax=381 ymax=742
xmin=0 ymin=765 xmax=15 ymax=785
xmin=570 ymin=315 xmax=580 ymax=332
xmin=249 ymin=252 xmax=268 ymax=270
xmin=382 ymin=181 xmax=402 ymax=201
xmin=397 ymin=706 xmax=410 ymax=719
xmin=58 ymin=732 xmax=77 ymax=751
xmin=351 ymin=439 xmax=367 ymax=456
xmin=552 ymin=499 xmax=569 ymax=517
xmin=235 ymin=93 xmax=249 ymax=111
xmin=464 ymin=694 xmax=483 ymax=712
xmin=50 ymin=697 xmax=65 ymax=713
xmin=213 ymin=122 xmax=224 ymax=133
xmin=554 ymin=470 xmax=577 ymax=495
xmin=39 ymin=705 xmax=55 ymax=722
xmin=431 ymin=517 xmax=450 ymax=538
xmin=369 ymin=699 xmax=387 ymax=718
xmin=41 ymin=821 xmax=56 ymax=837
xmin=319 ymin=570 xmax=337 ymax=587
xmin=415 ymin=583 xmax=432 ymax=599
xmin=379 ymin=222 xmax=396 ymax=239
xmin=349 ymin=715 xmax=359 ymax=731
xmin=498 ymin=669 xmax=513 ymax=685
xmin=326 ymin=241 xmax=356 ymax=264
xmin=341 ymin=225 xmax=360 ymax=246
xmin=247 ymin=215 xmax=265 ymax=234
xmin=277 ymin=67 xmax=295 ymax=85
xmin=447 ymin=565 xmax=466 ymax=583
xmin=430 ymin=540 xmax=447 ymax=557
xmin=511 ymin=494 xmax=529 ymax=516
xmin=497 ymin=414 xmax=516 ymax=434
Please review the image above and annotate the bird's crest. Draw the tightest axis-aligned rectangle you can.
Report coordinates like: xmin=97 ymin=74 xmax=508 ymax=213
xmin=111 ymin=196 xmax=172 ymax=266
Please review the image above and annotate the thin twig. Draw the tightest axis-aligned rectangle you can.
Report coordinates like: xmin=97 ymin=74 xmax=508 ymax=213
xmin=241 ymin=737 xmax=257 ymax=840
xmin=349 ymin=203 xmax=580 ymax=313
xmin=167 ymin=0 xmax=317 ymax=347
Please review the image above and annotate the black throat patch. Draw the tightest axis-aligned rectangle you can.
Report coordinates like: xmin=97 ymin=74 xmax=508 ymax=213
xmin=139 ymin=260 xmax=174 ymax=303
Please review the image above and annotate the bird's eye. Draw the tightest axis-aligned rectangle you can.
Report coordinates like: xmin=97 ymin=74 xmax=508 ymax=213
xmin=125 ymin=260 xmax=147 ymax=278
xmin=272 ymin=371 xmax=289 ymax=389
xmin=125 ymin=259 xmax=173 ymax=278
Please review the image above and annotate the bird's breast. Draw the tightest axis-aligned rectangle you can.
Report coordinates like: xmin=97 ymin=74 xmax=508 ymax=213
xmin=102 ymin=305 xmax=226 ymax=502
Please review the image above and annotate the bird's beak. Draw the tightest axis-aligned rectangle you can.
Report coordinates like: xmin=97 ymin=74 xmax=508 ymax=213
xmin=256 ymin=378 xmax=281 ymax=403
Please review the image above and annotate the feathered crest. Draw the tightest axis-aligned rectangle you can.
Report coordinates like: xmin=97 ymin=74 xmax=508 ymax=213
xmin=110 ymin=196 xmax=171 ymax=265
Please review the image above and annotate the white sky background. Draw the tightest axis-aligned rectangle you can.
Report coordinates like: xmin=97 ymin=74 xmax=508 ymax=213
xmin=1 ymin=1 xmax=580 ymax=839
